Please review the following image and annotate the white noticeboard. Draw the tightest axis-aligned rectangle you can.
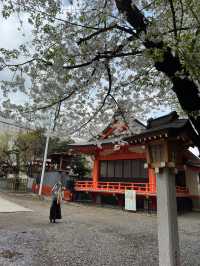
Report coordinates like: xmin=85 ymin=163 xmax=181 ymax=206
xmin=27 ymin=178 xmax=34 ymax=189
xmin=125 ymin=190 xmax=136 ymax=211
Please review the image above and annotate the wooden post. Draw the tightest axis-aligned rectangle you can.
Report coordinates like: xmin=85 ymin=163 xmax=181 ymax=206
xmin=156 ymin=168 xmax=180 ymax=266
xmin=59 ymin=156 xmax=63 ymax=170
xmin=92 ymin=158 xmax=100 ymax=189
xmin=149 ymin=168 xmax=156 ymax=192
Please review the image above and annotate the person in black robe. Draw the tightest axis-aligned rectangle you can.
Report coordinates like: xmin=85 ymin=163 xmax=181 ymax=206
xmin=49 ymin=182 xmax=62 ymax=223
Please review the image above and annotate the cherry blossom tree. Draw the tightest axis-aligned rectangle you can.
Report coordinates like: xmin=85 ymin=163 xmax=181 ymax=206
xmin=0 ymin=0 xmax=199 ymax=141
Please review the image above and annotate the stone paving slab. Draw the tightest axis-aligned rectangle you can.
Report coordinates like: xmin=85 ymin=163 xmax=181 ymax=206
xmin=0 ymin=196 xmax=32 ymax=213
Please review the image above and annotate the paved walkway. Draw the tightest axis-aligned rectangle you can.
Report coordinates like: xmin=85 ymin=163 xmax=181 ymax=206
xmin=0 ymin=194 xmax=200 ymax=265
xmin=0 ymin=196 xmax=32 ymax=213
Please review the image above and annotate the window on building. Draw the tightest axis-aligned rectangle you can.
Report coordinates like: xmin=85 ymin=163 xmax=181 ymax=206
xmin=100 ymin=161 xmax=107 ymax=177
xmin=115 ymin=160 xmax=123 ymax=178
xmin=100 ymin=159 xmax=147 ymax=180
xmin=107 ymin=160 xmax=115 ymax=178
xmin=123 ymin=160 xmax=132 ymax=178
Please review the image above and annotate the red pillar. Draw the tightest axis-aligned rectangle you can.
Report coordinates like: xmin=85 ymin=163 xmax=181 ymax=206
xmin=149 ymin=168 xmax=156 ymax=192
xmin=92 ymin=156 xmax=100 ymax=189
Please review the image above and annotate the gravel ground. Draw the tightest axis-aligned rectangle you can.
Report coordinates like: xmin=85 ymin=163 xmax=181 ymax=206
xmin=0 ymin=192 xmax=200 ymax=266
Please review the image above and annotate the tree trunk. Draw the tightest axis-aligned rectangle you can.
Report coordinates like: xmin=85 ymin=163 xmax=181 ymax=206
xmin=115 ymin=0 xmax=200 ymax=137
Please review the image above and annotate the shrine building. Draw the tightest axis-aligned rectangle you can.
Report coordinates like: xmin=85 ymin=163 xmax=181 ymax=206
xmin=67 ymin=111 xmax=200 ymax=211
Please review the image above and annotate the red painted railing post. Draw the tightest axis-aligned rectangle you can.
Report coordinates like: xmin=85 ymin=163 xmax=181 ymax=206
xmin=75 ymin=181 xmax=190 ymax=199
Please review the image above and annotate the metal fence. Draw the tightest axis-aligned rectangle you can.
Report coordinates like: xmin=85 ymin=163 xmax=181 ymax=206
xmin=0 ymin=179 xmax=7 ymax=190
xmin=0 ymin=178 xmax=28 ymax=192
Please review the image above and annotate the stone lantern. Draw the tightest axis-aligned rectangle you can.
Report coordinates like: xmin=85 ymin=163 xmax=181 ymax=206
xmin=145 ymin=138 xmax=184 ymax=266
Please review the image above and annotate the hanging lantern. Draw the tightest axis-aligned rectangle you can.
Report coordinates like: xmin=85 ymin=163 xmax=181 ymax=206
xmin=146 ymin=139 xmax=183 ymax=168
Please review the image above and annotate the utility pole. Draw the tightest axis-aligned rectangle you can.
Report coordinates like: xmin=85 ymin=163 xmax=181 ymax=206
xmin=38 ymin=130 xmax=50 ymax=196
xmin=38 ymin=101 xmax=61 ymax=196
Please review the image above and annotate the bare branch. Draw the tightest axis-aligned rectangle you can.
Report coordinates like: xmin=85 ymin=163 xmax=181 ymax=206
xmin=4 ymin=58 xmax=37 ymax=68
xmin=179 ymin=0 xmax=184 ymax=31
xmin=63 ymin=49 xmax=141 ymax=70
xmin=63 ymin=56 xmax=99 ymax=69
xmin=20 ymin=67 xmax=97 ymax=115
xmin=103 ymin=0 xmax=108 ymax=8
xmin=77 ymin=24 xmax=116 ymax=45
xmin=4 ymin=35 xmax=140 ymax=72
xmin=12 ymin=1 xmax=101 ymax=30
xmin=21 ymin=90 xmax=76 ymax=114
xmin=52 ymin=101 xmax=62 ymax=131
xmin=168 ymin=0 xmax=178 ymax=41
xmin=77 ymin=24 xmax=134 ymax=45
xmin=140 ymin=0 xmax=157 ymax=11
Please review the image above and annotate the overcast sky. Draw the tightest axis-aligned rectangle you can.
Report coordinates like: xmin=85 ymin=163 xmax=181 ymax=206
xmin=0 ymin=0 xmax=76 ymax=106
xmin=0 ymin=3 xmax=198 ymax=155
xmin=0 ymin=11 xmax=33 ymax=105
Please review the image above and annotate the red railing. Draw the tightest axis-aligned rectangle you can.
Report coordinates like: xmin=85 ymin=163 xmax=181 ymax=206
xmin=75 ymin=181 xmax=190 ymax=196
xmin=75 ymin=181 xmax=155 ymax=194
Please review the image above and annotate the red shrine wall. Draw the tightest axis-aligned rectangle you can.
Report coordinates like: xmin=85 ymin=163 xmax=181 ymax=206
xmin=91 ymin=146 xmax=156 ymax=189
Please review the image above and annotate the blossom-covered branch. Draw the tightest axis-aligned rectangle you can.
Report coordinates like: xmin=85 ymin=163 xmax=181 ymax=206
xmin=77 ymin=24 xmax=134 ymax=45
xmin=21 ymin=90 xmax=76 ymax=114
xmin=115 ymin=0 xmax=200 ymax=135
xmin=71 ymin=62 xmax=113 ymax=134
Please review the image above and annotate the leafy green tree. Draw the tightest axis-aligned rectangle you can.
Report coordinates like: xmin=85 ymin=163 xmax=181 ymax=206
xmin=0 ymin=133 xmax=13 ymax=177
xmin=0 ymin=130 xmax=46 ymax=176
xmin=14 ymin=130 xmax=44 ymax=171
xmin=48 ymin=137 xmax=74 ymax=154
xmin=71 ymin=155 xmax=90 ymax=179
xmin=15 ymin=130 xmax=73 ymax=171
